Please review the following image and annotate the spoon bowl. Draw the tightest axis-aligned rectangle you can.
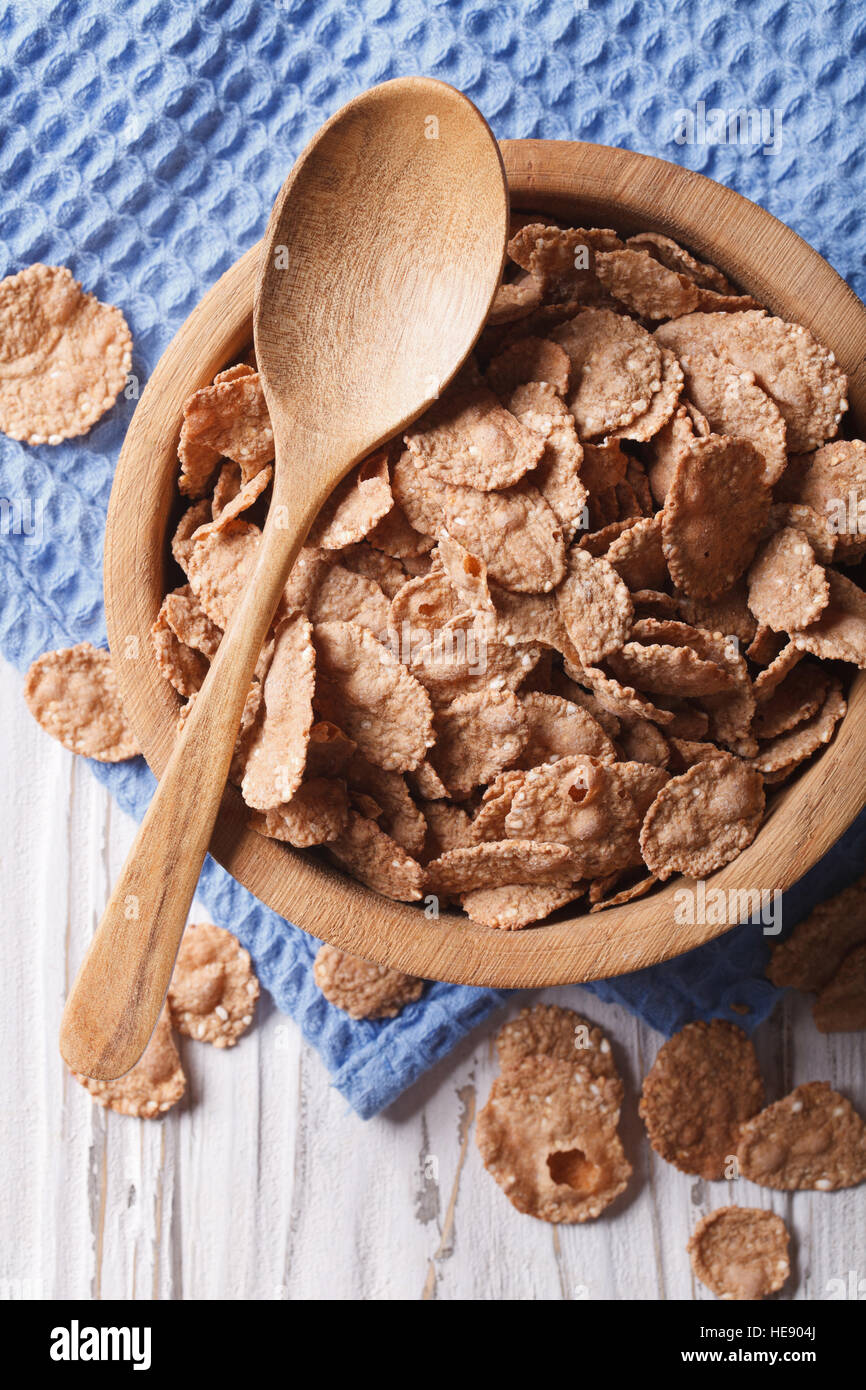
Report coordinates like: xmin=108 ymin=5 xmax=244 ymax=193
xmin=60 ymin=78 xmax=507 ymax=1080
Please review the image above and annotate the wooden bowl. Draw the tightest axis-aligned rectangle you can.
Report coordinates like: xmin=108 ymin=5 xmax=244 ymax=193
xmin=105 ymin=139 xmax=866 ymax=988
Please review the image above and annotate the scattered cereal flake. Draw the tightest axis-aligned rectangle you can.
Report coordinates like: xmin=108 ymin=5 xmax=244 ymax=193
xmin=431 ymin=689 xmax=529 ymax=798
xmin=639 ymin=752 xmax=765 ymax=880
xmin=517 ymin=691 xmax=617 ymax=767
xmin=557 ymin=547 xmax=633 ymax=665
xmin=468 ymin=770 xmax=528 ymax=843
xmin=737 ymin=1082 xmax=866 ymax=1191
xmin=497 ymin=1003 xmax=621 ymax=1089
xmin=421 ymin=800 xmax=473 ymax=859
xmin=313 ymin=620 xmax=434 ymax=772
xmin=426 ymin=839 xmax=575 ymax=895
xmin=72 ymin=1010 xmax=184 ymax=1117
xmin=0 ymin=264 xmax=132 ymax=444
xmin=167 ymin=921 xmax=259 ymax=1047
xmin=588 ymin=872 xmax=659 ymax=912
xmin=604 ymin=516 xmax=667 ymax=592
xmin=813 ymin=943 xmax=866 ymax=1033
xmin=613 ymin=349 xmax=684 ymax=443
xmin=507 ymin=381 xmax=588 ymax=541
xmin=326 ymin=810 xmax=425 ymax=901
xmin=551 ymin=308 xmax=662 ymax=439
xmin=506 ymin=755 xmax=668 ymax=878
xmin=753 ymin=662 xmax=828 ymax=740
xmin=790 ymin=569 xmax=866 ymax=667
xmin=313 ymin=942 xmax=424 ymax=1019
xmin=749 ymin=676 xmax=845 ymax=773
xmin=688 ymin=1207 xmax=790 ymax=1301
xmin=172 ymin=498 xmax=212 ymax=573
xmin=304 ymin=720 xmax=357 ymax=779
xmin=306 ymin=447 xmax=393 ymax=548
xmin=779 ymin=440 xmax=866 ymax=560
xmin=626 ymin=233 xmax=733 ymax=294
xmin=747 ymin=527 xmax=829 ymax=631
xmin=579 ymin=436 xmax=628 ymax=493
xmin=662 ymin=434 xmax=770 ymax=598
xmin=767 ymin=873 xmax=866 ymax=991
xmin=252 ymin=777 xmax=349 ymax=847
xmin=186 ymin=519 xmax=261 ymax=628
xmin=639 ymin=1020 xmax=765 ymax=1180
xmin=486 ymin=335 xmax=571 ymax=398
xmin=595 ymin=248 xmax=700 ymax=320
xmin=24 ymin=642 xmax=140 ymax=761
xmin=163 ymin=584 xmax=222 ymax=658
xmin=487 ymin=269 xmax=545 ymax=325
xmin=404 ymin=383 xmax=544 ymax=490
xmin=678 ymin=351 xmax=787 ymax=485
xmin=151 ymin=602 xmax=209 ymax=697
xmin=345 ymin=751 xmax=427 ymax=857
xmin=477 ymin=1054 xmax=631 ymax=1222
xmin=461 ymin=882 xmax=584 ymax=929
xmin=179 ymin=371 xmax=273 ymax=495
xmin=752 ymin=641 xmax=804 ymax=701
xmin=645 ymin=404 xmax=697 ymax=506
xmin=241 ymin=613 xmax=315 ymax=810
xmin=392 ymin=450 xmax=566 ymax=593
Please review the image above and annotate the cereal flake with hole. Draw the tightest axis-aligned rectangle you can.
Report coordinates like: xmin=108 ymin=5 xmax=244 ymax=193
xmin=477 ymin=1054 xmax=631 ymax=1223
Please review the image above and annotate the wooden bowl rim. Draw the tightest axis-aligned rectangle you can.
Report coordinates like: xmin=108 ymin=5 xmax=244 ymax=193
xmin=105 ymin=138 xmax=866 ymax=988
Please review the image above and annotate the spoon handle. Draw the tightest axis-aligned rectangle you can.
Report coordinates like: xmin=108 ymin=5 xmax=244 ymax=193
xmin=59 ymin=513 xmax=305 ymax=1080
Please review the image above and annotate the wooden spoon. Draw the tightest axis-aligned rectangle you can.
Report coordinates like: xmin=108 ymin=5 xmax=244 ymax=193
xmin=60 ymin=77 xmax=507 ymax=1079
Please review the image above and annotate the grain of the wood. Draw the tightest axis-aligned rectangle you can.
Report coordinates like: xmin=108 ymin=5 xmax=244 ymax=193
xmin=62 ymin=76 xmax=508 ymax=1082
xmin=105 ymin=137 xmax=866 ymax=992
xmin=3 ymin=658 xmax=864 ymax=1300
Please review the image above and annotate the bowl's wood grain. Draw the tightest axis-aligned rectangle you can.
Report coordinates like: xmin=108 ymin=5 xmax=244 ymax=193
xmin=105 ymin=140 xmax=866 ymax=988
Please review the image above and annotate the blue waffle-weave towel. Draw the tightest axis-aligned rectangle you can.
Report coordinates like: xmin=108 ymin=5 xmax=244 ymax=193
xmin=2 ymin=0 xmax=865 ymax=1117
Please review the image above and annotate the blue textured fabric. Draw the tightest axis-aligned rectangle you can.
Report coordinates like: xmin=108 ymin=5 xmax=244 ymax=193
xmin=2 ymin=0 xmax=865 ymax=1116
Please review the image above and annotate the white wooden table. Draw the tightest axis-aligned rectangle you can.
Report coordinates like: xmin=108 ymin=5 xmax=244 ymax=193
xmin=2 ymin=655 xmax=863 ymax=1302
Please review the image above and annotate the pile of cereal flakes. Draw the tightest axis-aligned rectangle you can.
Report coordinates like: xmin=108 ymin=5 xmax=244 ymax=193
xmin=147 ymin=219 xmax=865 ymax=929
